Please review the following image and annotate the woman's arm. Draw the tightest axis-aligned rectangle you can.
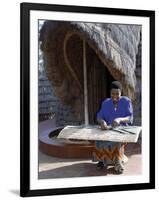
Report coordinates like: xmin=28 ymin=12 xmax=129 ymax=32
xmin=112 ymin=116 xmax=132 ymax=127
xmin=97 ymin=119 xmax=109 ymax=130
xmin=118 ymin=116 xmax=131 ymax=123
xmin=113 ymin=98 xmax=133 ymax=127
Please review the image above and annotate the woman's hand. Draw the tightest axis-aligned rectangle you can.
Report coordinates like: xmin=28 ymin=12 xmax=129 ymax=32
xmin=97 ymin=119 xmax=108 ymax=130
xmin=112 ymin=118 xmax=121 ymax=127
xmin=101 ymin=121 xmax=108 ymax=130
xmin=112 ymin=116 xmax=131 ymax=127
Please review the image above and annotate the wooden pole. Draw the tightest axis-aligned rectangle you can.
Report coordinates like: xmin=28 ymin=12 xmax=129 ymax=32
xmin=83 ymin=39 xmax=89 ymax=126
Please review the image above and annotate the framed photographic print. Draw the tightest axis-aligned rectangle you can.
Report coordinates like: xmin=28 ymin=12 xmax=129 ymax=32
xmin=20 ymin=2 xmax=155 ymax=197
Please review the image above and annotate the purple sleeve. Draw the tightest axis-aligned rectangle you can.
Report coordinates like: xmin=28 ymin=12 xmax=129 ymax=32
xmin=97 ymin=109 xmax=104 ymax=120
xmin=125 ymin=100 xmax=133 ymax=124
xmin=96 ymin=102 xmax=106 ymax=121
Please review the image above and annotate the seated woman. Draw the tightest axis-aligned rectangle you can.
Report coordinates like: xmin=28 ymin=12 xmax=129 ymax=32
xmin=93 ymin=81 xmax=133 ymax=174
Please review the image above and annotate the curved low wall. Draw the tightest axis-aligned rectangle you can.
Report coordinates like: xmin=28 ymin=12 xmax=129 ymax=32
xmin=39 ymin=119 xmax=95 ymax=158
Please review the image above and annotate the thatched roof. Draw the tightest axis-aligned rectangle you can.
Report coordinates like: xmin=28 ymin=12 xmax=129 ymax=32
xmin=40 ymin=21 xmax=141 ymax=122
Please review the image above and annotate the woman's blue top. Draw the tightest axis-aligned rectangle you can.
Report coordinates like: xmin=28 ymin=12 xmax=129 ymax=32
xmin=96 ymin=96 xmax=133 ymax=126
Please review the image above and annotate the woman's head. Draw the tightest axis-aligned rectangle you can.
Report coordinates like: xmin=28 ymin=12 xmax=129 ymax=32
xmin=110 ymin=81 xmax=122 ymax=103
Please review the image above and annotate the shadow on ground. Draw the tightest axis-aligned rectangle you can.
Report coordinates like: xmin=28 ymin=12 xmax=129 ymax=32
xmin=39 ymin=162 xmax=111 ymax=179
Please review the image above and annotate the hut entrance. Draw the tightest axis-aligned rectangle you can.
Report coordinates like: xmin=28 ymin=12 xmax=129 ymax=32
xmin=65 ymin=34 xmax=115 ymax=125
xmin=86 ymin=43 xmax=115 ymax=125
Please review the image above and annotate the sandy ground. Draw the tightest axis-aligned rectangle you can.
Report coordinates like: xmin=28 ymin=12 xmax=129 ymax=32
xmin=38 ymin=151 xmax=142 ymax=179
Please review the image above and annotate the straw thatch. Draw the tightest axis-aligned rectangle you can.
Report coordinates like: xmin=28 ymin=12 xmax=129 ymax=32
xmin=40 ymin=21 xmax=141 ymax=123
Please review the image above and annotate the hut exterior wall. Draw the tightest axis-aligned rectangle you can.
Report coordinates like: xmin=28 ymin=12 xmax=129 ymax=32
xmin=133 ymin=36 xmax=142 ymax=126
xmin=39 ymin=70 xmax=80 ymax=125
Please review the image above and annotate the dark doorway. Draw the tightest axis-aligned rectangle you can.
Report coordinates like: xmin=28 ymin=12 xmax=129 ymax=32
xmin=66 ymin=34 xmax=115 ymax=125
xmin=86 ymin=43 xmax=115 ymax=124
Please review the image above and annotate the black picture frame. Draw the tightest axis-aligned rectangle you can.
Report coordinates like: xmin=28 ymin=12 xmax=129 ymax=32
xmin=20 ymin=2 xmax=155 ymax=197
